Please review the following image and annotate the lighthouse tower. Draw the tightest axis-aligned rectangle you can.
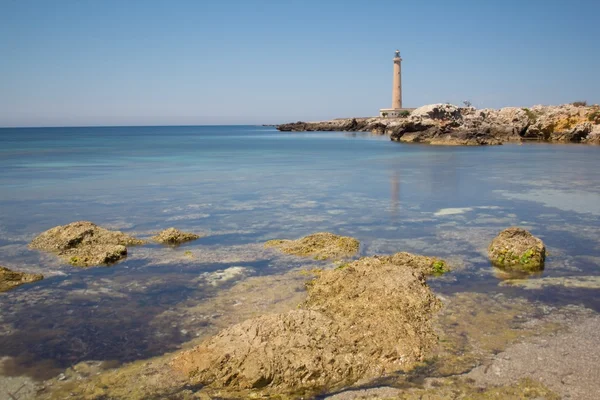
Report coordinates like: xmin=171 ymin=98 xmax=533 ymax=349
xmin=380 ymin=50 xmax=411 ymax=118
xmin=391 ymin=49 xmax=402 ymax=109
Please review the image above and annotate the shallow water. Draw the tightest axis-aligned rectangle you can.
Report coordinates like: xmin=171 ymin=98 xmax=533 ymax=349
xmin=1 ymin=126 xmax=600 ymax=380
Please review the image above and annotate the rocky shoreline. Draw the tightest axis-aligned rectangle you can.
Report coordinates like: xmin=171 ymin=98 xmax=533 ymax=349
xmin=277 ymin=103 xmax=600 ymax=146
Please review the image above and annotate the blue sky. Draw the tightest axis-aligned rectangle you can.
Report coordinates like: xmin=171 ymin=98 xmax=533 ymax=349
xmin=1 ymin=0 xmax=599 ymax=127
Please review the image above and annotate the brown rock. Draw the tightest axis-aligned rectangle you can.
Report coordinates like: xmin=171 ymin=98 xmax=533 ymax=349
xmin=151 ymin=227 xmax=201 ymax=245
xmin=0 ymin=266 xmax=43 ymax=293
xmin=375 ymin=251 xmax=449 ymax=275
xmin=265 ymin=232 xmax=359 ymax=260
xmin=171 ymin=254 xmax=441 ymax=395
xmin=29 ymin=221 xmax=144 ymax=267
xmin=488 ymin=227 xmax=546 ymax=272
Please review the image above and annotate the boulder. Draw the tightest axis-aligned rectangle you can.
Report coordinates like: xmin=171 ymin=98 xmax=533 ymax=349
xmin=265 ymin=232 xmax=359 ymax=260
xmin=488 ymin=227 xmax=546 ymax=272
xmin=461 ymin=107 xmax=530 ymax=141
xmin=171 ymin=254 xmax=441 ymax=395
xmin=29 ymin=221 xmax=144 ymax=267
xmin=525 ymin=104 xmax=599 ymax=142
xmin=151 ymin=227 xmax=201 ymax=245
xmin=0 ymin=266 xmax=43 ymax=292
xmin=389 ymin=104 xmax=503 ymax=145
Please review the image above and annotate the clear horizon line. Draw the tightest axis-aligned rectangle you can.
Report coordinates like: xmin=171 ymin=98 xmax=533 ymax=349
xmin=0 ymin=123 xmax=280 ymax=129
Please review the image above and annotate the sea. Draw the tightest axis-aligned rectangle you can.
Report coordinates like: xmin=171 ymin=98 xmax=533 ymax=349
xmin=1 ymin=125 xmax=600 ymax=378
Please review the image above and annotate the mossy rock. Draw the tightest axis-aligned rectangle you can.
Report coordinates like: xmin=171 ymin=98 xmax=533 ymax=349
xmin=488 ymin=227 xmax=545 ymax=272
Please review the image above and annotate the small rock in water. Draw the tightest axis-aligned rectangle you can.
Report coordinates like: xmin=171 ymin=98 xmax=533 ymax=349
xmin=0 ymin=266 xmax=43 ymax=292
xmin=29 ymin=221 xmax=144 ymax=267
xmin=151 ymin=227 xmax=201 ymax=245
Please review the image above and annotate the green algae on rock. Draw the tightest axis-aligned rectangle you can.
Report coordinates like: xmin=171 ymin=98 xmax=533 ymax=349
xmin=170 ymin=254 xmax=440 ymax=396
xmin=0 ymin=266 xmax=43 ymax=292
xmin=29 ymin=221 xmax=144 ymax=267
xmin=151 ymin=227 xmax=201 ymax=245
xmin=488 ymin=227 xmax=545 ymax=272
xmin=264 ymin=232 xmax=359 ymax=260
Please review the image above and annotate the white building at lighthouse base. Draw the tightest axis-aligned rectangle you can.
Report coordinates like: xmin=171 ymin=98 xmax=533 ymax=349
xmin=378 ymin=108 xmax=415 ymax=118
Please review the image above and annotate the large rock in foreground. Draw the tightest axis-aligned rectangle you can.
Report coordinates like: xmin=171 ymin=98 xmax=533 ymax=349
xmin=0 ymin=266 xmax=43 ymax=292
xmin=151 ymin=227 xmax=201 ymax=245
xmin=29 ymin=221 xmax=144 ymax=267
xmin=488 ymin=227 xmax=546 ymax=272
xmin=171 ymin=254 xmax=442 ymax=396
xmin=265 ymin=232 xmax=360 ymax=260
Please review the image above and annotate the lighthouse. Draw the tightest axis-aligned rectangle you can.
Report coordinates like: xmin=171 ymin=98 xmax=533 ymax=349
xmin=391 ymin=49 xmax=402 ymax=109
xmin=380 ymin=50 xmax=410 ymax=118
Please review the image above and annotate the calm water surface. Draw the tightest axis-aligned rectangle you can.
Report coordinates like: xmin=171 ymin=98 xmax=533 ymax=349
xmin=1 ymin=125 xmax=599 ymax=377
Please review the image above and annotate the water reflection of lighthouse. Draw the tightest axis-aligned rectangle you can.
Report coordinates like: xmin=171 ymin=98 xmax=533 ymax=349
xmin=391 ymin=170 xmax=400 ymax=217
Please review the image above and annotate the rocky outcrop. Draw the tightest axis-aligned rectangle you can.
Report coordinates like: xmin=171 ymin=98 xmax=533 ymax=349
xmin=265 ymin=232 xmax=360 ymax=260
xmin=488 ymin=227 xmax=546 ymax=272
xmin=151 ymin=227 xmax=201 ymax=245
xmin=277 ymin=103 xmax=600 ymax=145
xmin=524 ymin=104 xmax=600 ymax=142
xmin=277 ymin=118 xmax=375 ymax=132
xmin=171 ymin=254 xmax=442 ymax=395
xmin=29 ymin=221 xmax=145 ymax=267
xmin=0 ymin=266 xmax=43 ymax=292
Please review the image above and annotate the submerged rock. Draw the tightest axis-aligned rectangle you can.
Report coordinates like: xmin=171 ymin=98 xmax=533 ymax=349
xmin=488 ymin=227 xmax=546 ymax=272
xmin=0 ymin=266 xmax=43 ymax=292
xmin=196 ymin=266 xmax=253 ymax=287
xmin=151 ymin=227 xmax=201 ymax=245
xmin=265 ymin=232 xmax=359 ymax=260
xmin=500 ymin=275 xmax=600 ymax=290
xmin=29 ymin=221 xmax=144 ymax=267
xmin=171 ymin=253 xmax=441 ymax=395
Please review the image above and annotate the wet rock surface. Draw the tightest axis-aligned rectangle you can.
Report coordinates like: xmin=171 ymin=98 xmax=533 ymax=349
xmin=0 ymin=266 xmax=43 ymax=293
xmin=277 ymin=103 xmax=600 ymax=145
xmin=170 ymin=254 xmax=441 ymax=395
xmin=265 ymin=232 xmax=360 ymax=260
xmin=29 ymin=221 xmax=144 ymax=267
xmin=151 ymin=227 xmax=201 ymax=245
xmin=488 ymin=227 xmax=545 ymax=272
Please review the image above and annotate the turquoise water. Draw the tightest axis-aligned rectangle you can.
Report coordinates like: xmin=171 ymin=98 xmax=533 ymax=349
xmin=1 ymin=125 xmax=600 ymax=378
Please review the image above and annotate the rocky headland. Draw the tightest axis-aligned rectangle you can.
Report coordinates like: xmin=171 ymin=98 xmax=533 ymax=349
xmin=277 ymin=103 xmax=600 ymax=145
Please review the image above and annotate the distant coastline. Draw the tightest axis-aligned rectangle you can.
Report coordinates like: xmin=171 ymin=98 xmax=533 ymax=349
xmin=277 ymin=102 xmax=600 ymax=146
